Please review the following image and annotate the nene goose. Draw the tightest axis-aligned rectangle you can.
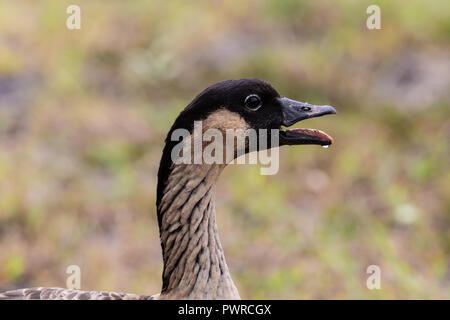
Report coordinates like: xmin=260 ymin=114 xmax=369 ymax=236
xmin=0 ymin=78 xmax=336 ymax=300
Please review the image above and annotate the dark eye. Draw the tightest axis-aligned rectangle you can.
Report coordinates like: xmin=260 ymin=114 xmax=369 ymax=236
xmin=244 ymin=94 xmax=262 ymax=110
xmin=301 ymin=106 xmax=311 ymax=111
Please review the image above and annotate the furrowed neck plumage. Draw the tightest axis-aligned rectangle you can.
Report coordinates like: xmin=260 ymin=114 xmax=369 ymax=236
xmin=157 ymin=163 xmax=240 ymax=299
xmin=154 ymin=95 xmax=254 ymax=299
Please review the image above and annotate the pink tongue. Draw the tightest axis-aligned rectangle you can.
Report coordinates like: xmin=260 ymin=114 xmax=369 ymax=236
xmin=287 ymin=128 xmax=334 ymax=143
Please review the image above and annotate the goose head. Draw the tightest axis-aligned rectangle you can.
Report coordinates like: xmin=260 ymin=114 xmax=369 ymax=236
xmin=168 ymin=78 xmax=335 ymax=146
xmin=158 ymin=78 xmax=336 ymax=204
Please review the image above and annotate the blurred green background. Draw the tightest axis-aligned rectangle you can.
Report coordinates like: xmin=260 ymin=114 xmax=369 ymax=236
xmin=0 ymin=0 xmax=449 ymax=299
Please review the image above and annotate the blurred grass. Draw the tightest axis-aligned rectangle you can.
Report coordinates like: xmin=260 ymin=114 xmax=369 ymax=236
xmin=0 ymin=0 xmax=449 ymax=298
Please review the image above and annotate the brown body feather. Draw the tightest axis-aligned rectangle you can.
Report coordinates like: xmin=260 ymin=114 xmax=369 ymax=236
xmin=0 ymin=287 xmax=155 ymax=300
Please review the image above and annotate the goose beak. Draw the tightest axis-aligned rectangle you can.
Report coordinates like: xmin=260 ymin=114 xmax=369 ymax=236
xmin=278 ymin=97 xmax=336 ymax=146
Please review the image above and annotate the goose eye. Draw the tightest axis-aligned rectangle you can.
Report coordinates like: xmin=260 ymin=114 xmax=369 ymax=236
xmin=244 ymin=94 xmax=262 ymax=110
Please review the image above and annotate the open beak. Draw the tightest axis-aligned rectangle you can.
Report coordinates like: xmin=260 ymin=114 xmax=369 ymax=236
xmin=278 ymin=97 xmax=337 ymax=146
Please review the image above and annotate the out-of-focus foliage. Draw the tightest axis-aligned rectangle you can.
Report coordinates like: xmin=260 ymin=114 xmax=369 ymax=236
xmin=0 ymin=0 xmax=449 ymax=298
